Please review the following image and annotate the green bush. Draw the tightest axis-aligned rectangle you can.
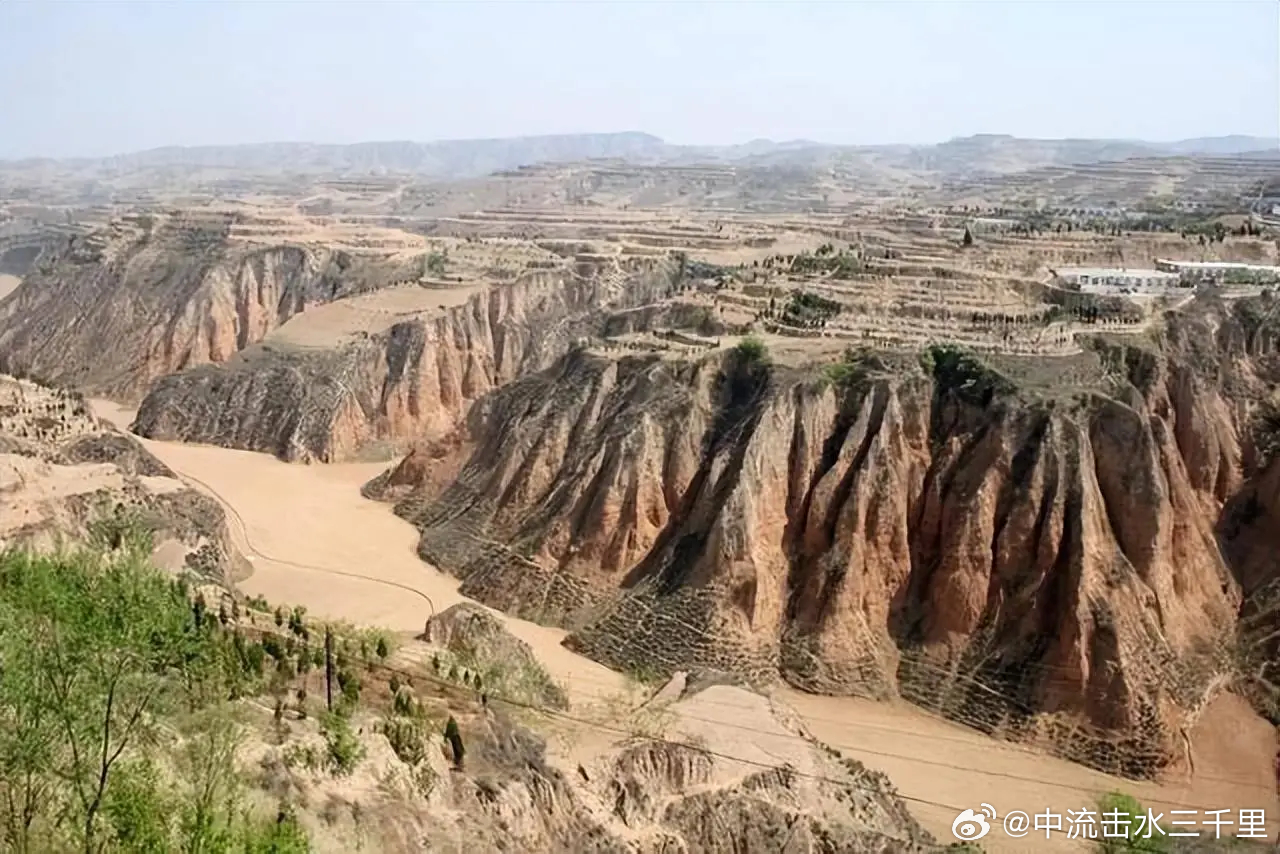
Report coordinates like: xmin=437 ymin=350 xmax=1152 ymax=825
xmin=1096 ymin=791 xmax=1169 ymax=853
xmin=240 ymin=805 xmax=310 ymax=854
xmin=734 ymin=334 xmax=770 ymax=365
xmin=383 ymin=716 xmax=428 ymax=765
xmin=926 ymin=345 xmax=1016 ymax=406
xmin=87 ymin=502 xmax=156 ymax=554
xmin=321 ymin=713 xmax=365 ymax=776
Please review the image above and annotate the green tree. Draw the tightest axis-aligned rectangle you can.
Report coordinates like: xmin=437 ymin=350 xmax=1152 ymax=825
xmin=178 ymin=711 xmax=244 ymax=853
xmin=443 ymin=716 xmax=465 ymax=770
xmin=424 ymin=251 xmax=447 ymax=277
xmin=0 ymin=545 xmax=303 ymax=853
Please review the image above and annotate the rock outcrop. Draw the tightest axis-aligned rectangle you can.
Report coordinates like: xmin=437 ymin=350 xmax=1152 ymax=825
xmin=380 ymin=296 xmax=1280 ymax=778
xmin=132 ymin=258 xmax=678 ymax=461
xmin=0 ymin=213 xmax=421 ymax=400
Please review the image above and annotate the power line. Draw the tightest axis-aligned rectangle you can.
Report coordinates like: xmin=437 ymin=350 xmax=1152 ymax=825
xmin=232 ymin=620 xmax=1278 ymax=834
xmin=227 ymin=560 xmax=1266 ymax=796
xmin=174 ymin=459 xmax=1270 ymax=799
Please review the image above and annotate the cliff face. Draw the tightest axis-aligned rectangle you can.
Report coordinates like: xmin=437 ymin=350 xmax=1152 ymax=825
xmin=132 ymin=259 xmax=678 ymax=462
xmin=0 ymin=216 xmax=418 ymax=400
xmin=381 ymin=296 xmax=1280 ymax=777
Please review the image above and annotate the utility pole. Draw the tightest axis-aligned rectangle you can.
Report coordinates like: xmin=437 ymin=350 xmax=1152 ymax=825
xmin=324 ymin=626 xmax=334 ymax=712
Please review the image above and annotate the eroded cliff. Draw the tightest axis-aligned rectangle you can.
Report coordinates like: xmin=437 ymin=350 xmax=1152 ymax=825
xmin=378 ymin=295 xmax=1280 ymax=777
xmin=0 ymin=213 xmax=421 ymax=400
xmin=132 ymin=258 xmax=679 ymax=461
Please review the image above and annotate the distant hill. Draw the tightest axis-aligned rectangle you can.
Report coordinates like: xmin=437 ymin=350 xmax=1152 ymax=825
xmin=102 ymin=132 xmax=670 ymax=178
xmin=2 ymin=131 xmax=1276 ymax=189
xmin=1164 ymin=135 xmax=1280 ymax=156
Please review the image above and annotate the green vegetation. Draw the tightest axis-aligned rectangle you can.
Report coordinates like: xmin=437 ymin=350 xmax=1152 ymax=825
xmin=1223 ymin=268 xmax=1280 ymax=286
xmin=622 ymin=661 xmax=667 ymax=687
xmin=320 ymin=712 xmax=365 ymax=776
xmin=423 ymin=251 xmax=448 ymax=277
xmin=820 ymin=348 xmax=888 ymax=392
xmin=0 ymin=544 xmax=312 ymax=852
xmin=734 ymin=334 xmax=770 ymax=366
xmin=443 ymin=716 xmax=465 ymax=770
xmin=433 ymin=637 xmax=566 ymax=709
xmin=1253 ymin=395 xmax=1280 ymax=467
xmin=1096 ymin=791 xmax=1169 ymax=853
xmin=782 ymin=290 xmax=842 ymax=328
xmin=923 ymin=345 xmax=1017 ymax=407
xmin=785 ymin=246 xmax=862 ymax=279
xmin=86 ymin=502 xmax=158 ymax=553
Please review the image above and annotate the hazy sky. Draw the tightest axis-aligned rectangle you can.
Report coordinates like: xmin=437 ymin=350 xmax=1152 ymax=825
xmin=1 ymin=1 xmax=1277 ymax=159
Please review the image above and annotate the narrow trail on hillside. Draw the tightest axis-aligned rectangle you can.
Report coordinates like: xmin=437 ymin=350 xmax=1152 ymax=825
xmin=88 ymin=399 xmax=1280 ymax=852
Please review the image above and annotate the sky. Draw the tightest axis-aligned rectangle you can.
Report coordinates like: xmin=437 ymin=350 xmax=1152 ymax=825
xmin=1 ymin=0 xmax=1277 ymax=159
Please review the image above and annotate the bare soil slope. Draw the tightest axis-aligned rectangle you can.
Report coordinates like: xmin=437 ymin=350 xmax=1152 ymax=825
xmin=377 ymin=295 xmax=1280 ymax=784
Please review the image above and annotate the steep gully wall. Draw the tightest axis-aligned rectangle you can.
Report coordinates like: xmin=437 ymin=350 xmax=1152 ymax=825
xmin=129 ymin=254 xmax=679 ymax=461
xmin=0 ymin=220 xmax=421 ymax=400
xmin=380 ymin=298 xmax=1280 ymax=778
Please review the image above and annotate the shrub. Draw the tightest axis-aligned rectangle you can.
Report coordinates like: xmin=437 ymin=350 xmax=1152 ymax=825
xmin=321 ymin=713 xmax=365 ymax=776
xmin=383 ymin=716 xmax=428 ymax=765
xmin=240 ymin=804 xmax=310 ymax=854
xmin=393 ymin=687 xmax=416 ymax=717
xmin=734 ymin=334 xmax=769 ymax=365
xmin=337 ymin=670 xmax=361 ymax=706
xmin=1096 ymin=791 xmax=1169 ymax=853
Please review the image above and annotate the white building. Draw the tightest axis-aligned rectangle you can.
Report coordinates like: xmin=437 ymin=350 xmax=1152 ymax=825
xmin=1154 ymin=259 xmax=1280 ymax=284
xmin=1051 ymin=267 xmax=1183 ymax=293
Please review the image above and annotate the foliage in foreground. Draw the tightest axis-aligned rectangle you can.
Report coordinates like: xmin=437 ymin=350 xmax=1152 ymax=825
xmin=0 ymin=545 xmax=311 ymax=853
xmin=1096 ymin=792 xmax=1169 ymax=854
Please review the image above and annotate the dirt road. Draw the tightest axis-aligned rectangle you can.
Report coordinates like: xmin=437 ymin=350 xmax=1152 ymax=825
xmin=91 ymin=399 xmax=1278 ymax=851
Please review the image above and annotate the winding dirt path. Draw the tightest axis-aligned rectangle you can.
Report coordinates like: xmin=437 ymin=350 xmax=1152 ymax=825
xmin=90 ymin=399 xmax=1278 ymax=850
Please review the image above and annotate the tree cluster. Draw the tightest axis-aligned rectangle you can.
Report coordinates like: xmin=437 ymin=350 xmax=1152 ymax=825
xmin=0 ymin=543 xmax=312 ymax=852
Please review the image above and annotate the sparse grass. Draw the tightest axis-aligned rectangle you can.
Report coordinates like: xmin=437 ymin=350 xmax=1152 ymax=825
xmin=623 ymin=661 xmax=668 ymax=687
xmin=580 ymin=675 xmax=677 ymax=742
